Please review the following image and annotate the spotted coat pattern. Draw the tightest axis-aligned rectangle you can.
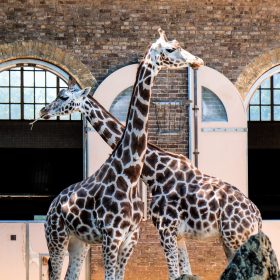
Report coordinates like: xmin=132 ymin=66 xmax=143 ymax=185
xmin=47 ymin=93 xmax=261 ymax=280
xmin=42 ymin=29 xmax=204 ymax=280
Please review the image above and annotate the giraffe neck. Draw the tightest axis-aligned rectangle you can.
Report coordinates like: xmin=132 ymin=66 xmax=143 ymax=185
xmin=113 ymin=60 xmax=158 ymax=163
xmin=82 ymin=97 xmax=124 ymax=150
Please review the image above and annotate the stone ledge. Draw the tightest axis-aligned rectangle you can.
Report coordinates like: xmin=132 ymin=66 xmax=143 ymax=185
xmin=235 ymin=48 xmax=280 ymax=100
xmin=0 ymin=40 xmax=96 ymax=88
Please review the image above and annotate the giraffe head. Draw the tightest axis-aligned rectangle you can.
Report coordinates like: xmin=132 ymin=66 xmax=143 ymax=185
xmin=147 ymin=28 xmax=204 ymax=69
xmin=40 ymin=78 xmax=91 ymax=119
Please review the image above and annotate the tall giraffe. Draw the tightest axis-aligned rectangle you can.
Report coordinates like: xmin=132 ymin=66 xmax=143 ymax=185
xmin=41 ymin=71 xmax=261 ymax=280
xmin=42 ymin=29 xmax=203 ymax=280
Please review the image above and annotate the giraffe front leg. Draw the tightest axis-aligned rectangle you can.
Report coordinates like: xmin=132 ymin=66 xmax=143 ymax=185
xmin=102 ymin=231 xmax=120 ymax=280
xmin=159 ymin=229 xmax=180 ymax=280
xmin=65 ymin=236 xmax=90 ymax=280
xmin=115 ymin=227 xmax=140 ymax=280
xmin=177 ymin=237 xmax=192 ymax=276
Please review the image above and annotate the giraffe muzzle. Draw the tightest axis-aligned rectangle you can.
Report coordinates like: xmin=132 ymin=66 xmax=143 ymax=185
xmin=39 ymin=107 xmax=51 ymax=119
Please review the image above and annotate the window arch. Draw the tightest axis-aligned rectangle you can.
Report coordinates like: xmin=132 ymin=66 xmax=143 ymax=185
xmin=201 ymin=86 xmax=228 ymax=122
xmin=0 ymin=59 xmax=81 ymax=120
xmin=248 ymin=72 xmax=280 ymax=121
xmin=109 ymin=86 xmax=133 ymax=123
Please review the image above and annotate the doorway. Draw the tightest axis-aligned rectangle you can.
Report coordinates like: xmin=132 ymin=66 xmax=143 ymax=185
xmin=0 ymin=120 xmax=83 ymax=220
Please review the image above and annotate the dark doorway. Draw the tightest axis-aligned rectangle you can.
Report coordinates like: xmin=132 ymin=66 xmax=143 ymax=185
xmin=248 ymin=122 xmax=280 ymax=219
xmin=0 ymin=121 xmax=83 ymax=220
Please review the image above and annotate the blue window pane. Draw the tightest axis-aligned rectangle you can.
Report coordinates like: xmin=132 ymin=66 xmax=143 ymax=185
xmin=24 ymin=104 xmax=34 ymax=119
xmin=10 ymin=71 xmax=21 ymax=86
xmin=35 ymin=104 xmax=44 ymax=119
xmin=10 ymin=104 xmax=21 ymax=119
xmin=0 ymin=87 xmax=9 ymax=103
xmin=10 ymin=88 xmax=21 ymax=103
xmin=261 ymin=89 xmax=270 ymax=105
xmin=274 ymin=106 xmax=280 ymax=121
xmin=261 ymin=78 xmax=270 ymax=88
xmin=274 ymin=90 xmax=280 ymax=105
xmin=46 ymin=72 xmax=56 ymax=87
xmin=46 ymin=88 xmax=56 ymax=103
xmin=250 ymin=106 xmax=260 ymax=121
xmin=250 ymin=91 xmax=260 ymax=105
xmin=0 ymin=71 xmax=9 ymax=86
xmin=35 ymin=88 xmax=45 ymax=103
xmin=71 ymin=112 xmax=81 ymax=120
xmin=274 ymin=74 xmax=280 ymax=88
xmin=110 ymin=86 xmax=133 ymax=123
xmin=261 ymin=106 xmax=271 ymax=121
xmin=202 ymin=87 xmax=228 ymax=122
xmin=0 ymin=104 xmax=9 ymax=119
xmin=35 ymin=71 xmax=45 ymax=87
xmin=24 ymin=88 xmax=34 ymax=103
xmin=59 ymin=79 xmax=68 ymax=88
xmin=24 ymin=71 xmax=34 ymax=87
xmin=60 ymin=115 xmax=70 ymax=120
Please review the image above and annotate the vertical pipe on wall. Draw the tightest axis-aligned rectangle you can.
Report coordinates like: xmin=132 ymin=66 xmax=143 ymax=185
xmin=82 ymin=117 xmax=91 ymax=280
xmin=187 ymin=67 xmax=193 ymax=160
xmin=83 ymin=117 xmax=88 ymax=180
xmin=193 ymin=68 xmax=199 ymax=167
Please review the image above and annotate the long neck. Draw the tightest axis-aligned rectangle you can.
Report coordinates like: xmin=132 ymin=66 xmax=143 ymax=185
xmin=83 ymin=97 xmax=124 ymax=150
xmin=113 ymin=60 xmax=157 ymax=165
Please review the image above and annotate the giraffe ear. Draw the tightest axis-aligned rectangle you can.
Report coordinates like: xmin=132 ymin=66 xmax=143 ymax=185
xmin=158 ymin=28 xmax=167 ymax=42
xmin=80 ymin=87 xmax=91 ymax=97
xmin=73 ymin=87 xmax=91 ymax=99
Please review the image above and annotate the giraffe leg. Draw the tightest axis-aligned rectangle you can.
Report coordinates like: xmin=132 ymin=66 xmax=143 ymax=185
xmin=159 ymin=229 xmax=180 ymax=280
xmin=177 ymin=237 xmax=192 ymax=276
xmin=64 ymin=236 xmax=90 ymax=280
xmin=47 ymin=237 xmax=69 ymax=280
xmin=223 ymin=243 xmax=236 ymax=263
xmin=115 ymin=227 xmax=140 ymax=280
xmin=102 ymin=231 xmax=120 ymax=280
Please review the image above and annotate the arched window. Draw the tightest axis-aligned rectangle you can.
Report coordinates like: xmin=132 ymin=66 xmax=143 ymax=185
xmin=109 ymin=86 xmax=133 ymax=122
xmin=0 ymin=60 xmax=81 ymax=120
xmin=248 ymin=73 xmax=280 ymax=121
xmin=202 ymin=86 xmax=228 ymax=122
xmin=248 ymin=71 xmax=280 ymax=219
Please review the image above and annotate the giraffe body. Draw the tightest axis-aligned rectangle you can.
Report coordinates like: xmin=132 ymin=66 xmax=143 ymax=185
xmin=42 ymin=86 xmax=261 ymax=279
xmin=42 ymin=29 xmax=203 ymax=280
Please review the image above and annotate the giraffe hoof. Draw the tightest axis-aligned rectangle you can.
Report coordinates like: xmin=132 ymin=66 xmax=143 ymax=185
xmin=176 ymin=274 xmax=202 ymax=280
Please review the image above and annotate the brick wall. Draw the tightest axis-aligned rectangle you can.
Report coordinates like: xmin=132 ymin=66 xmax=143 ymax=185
xmin=1 ymin=0 xmax=280 ymax=279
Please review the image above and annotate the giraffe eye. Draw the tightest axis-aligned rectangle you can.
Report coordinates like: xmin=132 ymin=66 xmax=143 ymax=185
xmin=59 ymin=95 xmax=69 ymax=101
xmin=166 ymin=48 xmax=175 ymax=53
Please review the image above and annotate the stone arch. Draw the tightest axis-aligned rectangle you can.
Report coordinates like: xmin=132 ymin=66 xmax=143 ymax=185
xmin=0 ymin=41 xmax=95 ymax=88
xmin=235 ymin=48 xmax=280 ymax=100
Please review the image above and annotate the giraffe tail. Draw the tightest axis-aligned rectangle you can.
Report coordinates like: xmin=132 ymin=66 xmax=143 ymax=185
xmin=48 ymin=257 xmax=52 ymax=279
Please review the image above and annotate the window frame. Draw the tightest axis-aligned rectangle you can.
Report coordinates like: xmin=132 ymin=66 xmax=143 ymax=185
xmin=248 ymin=75 xmax=280 ymax=122
xmin=0 ymin=59 xmax=81 ymax=121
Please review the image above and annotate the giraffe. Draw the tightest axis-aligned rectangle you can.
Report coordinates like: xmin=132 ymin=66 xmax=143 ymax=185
xmin=40 ymin=65 xmax=262 ymax=280
xmin=42 ymin=29 xmax=203 ymax=280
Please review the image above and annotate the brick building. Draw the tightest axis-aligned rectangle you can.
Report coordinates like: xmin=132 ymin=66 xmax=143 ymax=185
xmin=0 ymin=1 xmax=280 ymax=279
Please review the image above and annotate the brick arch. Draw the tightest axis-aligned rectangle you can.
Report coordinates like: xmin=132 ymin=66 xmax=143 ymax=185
xmin=0 ymin=41 xmax=95 ymax=88
xmin=235 ymin=48 xmax=280 ymax=100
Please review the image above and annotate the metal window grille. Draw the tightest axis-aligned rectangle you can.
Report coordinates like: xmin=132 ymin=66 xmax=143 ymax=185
xmin=153 ymin=99 xmax=191 ymax=136
xmin=248 ymin=73 xmax=280 ymax=122
xmin=0 ymin=64 xmax=81 ymax=121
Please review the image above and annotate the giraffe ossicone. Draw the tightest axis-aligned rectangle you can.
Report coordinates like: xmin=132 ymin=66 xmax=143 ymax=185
xmin=41 ymin=28 xmax=203 ymax=280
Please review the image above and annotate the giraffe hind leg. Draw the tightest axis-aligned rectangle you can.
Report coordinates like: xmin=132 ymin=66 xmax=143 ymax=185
xmin=48 ymin=243 xmax=68 ymax=280
xmin=115 ymin=227 xmax=140 ymax=280
xmin=223 ymin=243 xmax=236 ymax=263
xmin=159 ymin=228 xmax=180 ymax=280
xmin=65 ymin=236 xmax=90 ymax=280
xmin=177 ymin=237 xmax=192 ymax=276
